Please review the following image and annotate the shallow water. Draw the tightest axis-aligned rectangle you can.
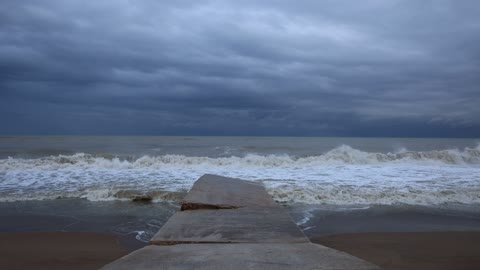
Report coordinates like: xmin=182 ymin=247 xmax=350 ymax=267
xmin=0 ymin=199 xmax=178 ymax=246
xmin=2 ymin=199 xmax=479 ymax=248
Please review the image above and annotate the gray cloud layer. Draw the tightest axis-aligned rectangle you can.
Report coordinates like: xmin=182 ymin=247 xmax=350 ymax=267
xmin=1 ymin=0 xmax=480 ymax=136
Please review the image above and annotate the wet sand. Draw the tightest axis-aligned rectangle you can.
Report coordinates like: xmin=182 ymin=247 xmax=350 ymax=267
xmin=1 ymin=201 xmax=480 ymax=269
xmin=2 ymin=231 xmax=480 ymax=269
xmin=312 ymin=231 xmax=480 ymax=270
xmin=0 ymin=232 xmax=128 ymax=270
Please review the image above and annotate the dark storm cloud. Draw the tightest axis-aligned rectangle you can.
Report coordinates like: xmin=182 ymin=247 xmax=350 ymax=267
xmin=1 ymin=0 xmax=480 ymax=136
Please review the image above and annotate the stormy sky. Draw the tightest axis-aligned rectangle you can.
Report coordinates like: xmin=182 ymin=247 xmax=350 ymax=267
xmin=1 ymin=0 xmax=480 ymax=137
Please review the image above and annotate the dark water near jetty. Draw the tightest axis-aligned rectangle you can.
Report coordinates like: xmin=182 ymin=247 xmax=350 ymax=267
xmin=1 ymin=199 xmax=479 ymax=249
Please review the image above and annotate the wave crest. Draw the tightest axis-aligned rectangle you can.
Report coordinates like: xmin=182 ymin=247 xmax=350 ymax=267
xmin=1 ymin=145 xmax=479 ymax=205
xmin=1 ymin=145 xmax=480 ymax=170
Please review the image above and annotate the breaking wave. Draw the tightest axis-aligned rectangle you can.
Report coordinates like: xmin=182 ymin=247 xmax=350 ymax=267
xmin=265 ymin=183 xmax=480 ymax=205
xmin=1 ymin=144 xmax=480 ymax=170
xmin=1 ymin=145 xmax=480 ymax=205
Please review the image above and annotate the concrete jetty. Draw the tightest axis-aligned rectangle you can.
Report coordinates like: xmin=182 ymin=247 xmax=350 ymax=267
xmin=101 ymin=174 xmax=380 ymax=269
xmin=150 ymin=207 xmax=309 ymax=245
xmin=180 ymin=174 xmax=278 ymax=210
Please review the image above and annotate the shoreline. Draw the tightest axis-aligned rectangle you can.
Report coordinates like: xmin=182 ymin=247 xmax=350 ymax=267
xmin=1 ymin=199 xmax=480 ymax=269
xmin=1 ymin=231 xmax=480 ymax=269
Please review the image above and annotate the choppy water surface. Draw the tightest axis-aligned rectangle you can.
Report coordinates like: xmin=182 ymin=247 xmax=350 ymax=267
xmin=1 ymin=136 xmax=479 ymax=207
xmin=0 ymin=199 xmax=178 ymax=244
xmin=1 ymin=136 xmax=480 ymax=240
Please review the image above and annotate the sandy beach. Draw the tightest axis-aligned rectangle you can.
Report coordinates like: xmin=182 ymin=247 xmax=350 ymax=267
xmin=313 ymin=231 xmax=480 ymax=270
xmin=1 ymin=231 xmax=480 ymax=269
xmin=0 ymin=232 xmax=128 ymax=270
xmin=1 ymin=199 xmax=480 ymax=269
xmin=0 ymin=232 xmax=128 ymax=269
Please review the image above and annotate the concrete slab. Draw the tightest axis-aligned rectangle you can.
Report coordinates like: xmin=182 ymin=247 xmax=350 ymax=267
xmin=181 ymin=174 xmax=277 ymax=210
xmin=101 ymin=243 xmax=381 ymax=270
xmin=150 ymin=207 xmax=309 ymax=245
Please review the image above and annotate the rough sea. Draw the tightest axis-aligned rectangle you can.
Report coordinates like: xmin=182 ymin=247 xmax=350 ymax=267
xmin=1 ymin=136 xmax=480 ymax=243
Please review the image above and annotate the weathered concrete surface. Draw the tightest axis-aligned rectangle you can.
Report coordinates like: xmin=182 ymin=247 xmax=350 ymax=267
xmin=101 ymin=243 xmax=381 ymax=270
xmin=181 ymin=174 xmax=277 ymax=210
xmin=103 ymin=174 xmax=381 ymax=269
xmin=151 ymin=207 xmax=309 ymax=245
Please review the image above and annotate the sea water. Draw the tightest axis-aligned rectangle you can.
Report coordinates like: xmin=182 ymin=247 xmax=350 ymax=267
xmin=1 ymin=136 xmax=480 ymax=242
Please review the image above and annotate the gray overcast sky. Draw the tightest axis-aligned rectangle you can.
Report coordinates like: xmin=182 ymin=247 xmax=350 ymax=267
xmin=1 ymin=0 xmax=480 ymax=137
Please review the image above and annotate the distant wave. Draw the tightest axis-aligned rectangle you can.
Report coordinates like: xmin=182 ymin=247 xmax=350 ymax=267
xmin=1 ymin=145 xmax=480 ymax=205
xmin=1 ymin=145 xmax=480 ymax=170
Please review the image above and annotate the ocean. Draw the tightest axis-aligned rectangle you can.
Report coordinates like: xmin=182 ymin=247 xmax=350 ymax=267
xmin=1 ymin=136 xmax=480 ymax=244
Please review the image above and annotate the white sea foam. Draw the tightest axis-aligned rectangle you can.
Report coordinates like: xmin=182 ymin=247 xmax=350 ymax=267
xmin=1 ymin=145 xmax=480 ymax=205
xmin=1 ymin=144 xmax=480 ymax=170
xmin=296 ymin=209 xmax=315 ymax=226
